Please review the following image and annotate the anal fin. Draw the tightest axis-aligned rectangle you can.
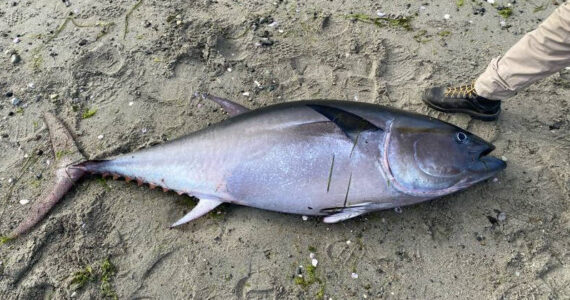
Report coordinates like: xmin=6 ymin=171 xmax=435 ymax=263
xmin=170 ymin=198 xmax=223 ymax=228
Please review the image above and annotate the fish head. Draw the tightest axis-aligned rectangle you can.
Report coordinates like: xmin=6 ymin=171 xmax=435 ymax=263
xmin=384 ymin=116 xmax=506 ymax=197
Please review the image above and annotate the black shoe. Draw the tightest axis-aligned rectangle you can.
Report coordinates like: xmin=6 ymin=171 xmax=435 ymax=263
xmin=422 ymin=83 xmax=501 ymax=121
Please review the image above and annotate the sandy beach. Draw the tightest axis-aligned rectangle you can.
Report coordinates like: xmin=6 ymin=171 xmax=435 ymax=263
xmin=0 ymin=0 xmax=568 ymax=299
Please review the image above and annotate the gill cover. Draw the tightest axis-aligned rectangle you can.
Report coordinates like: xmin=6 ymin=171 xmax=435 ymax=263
xmin=383 ymin=117 xmax=505 ymax=197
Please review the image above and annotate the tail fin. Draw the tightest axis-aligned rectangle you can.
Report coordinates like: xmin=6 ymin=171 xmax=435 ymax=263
xmin=2 ymin=113 xmax=87 ymax=243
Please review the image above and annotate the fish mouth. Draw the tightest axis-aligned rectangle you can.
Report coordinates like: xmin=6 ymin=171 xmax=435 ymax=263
xmin=469 ymin=144 xmax=507 ymax=175
xmin=479 ymin=144 xmax=494 ymax=157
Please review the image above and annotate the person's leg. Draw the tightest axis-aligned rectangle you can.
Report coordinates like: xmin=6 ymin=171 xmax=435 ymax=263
xmin=476 ymin=2 xmax=570 ymax=99
xmin=423 ymin=2 xmax=570 ymax=121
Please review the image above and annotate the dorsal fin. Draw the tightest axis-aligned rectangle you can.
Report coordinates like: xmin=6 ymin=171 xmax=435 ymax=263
xmin=198 ymin=93 xmax=250 ymax=116
xmin=307 ymin=104 xmax=382 ymax=142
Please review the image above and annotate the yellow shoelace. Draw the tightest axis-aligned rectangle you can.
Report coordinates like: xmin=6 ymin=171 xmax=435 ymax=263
xmin=444 ymin=82 xmax=477 ymax=98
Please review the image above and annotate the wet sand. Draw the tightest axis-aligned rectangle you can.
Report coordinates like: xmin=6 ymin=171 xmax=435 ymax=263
xmin=0 ymin=0 xmax=568 ymax=299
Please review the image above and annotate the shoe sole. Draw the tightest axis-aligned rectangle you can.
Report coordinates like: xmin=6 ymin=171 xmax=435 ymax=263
xmin=422 ymin=98 xmax=500 ymax=121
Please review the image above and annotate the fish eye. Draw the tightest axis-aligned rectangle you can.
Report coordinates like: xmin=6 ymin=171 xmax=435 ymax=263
xmin=455 ymin=132 xmax=468 ymax=143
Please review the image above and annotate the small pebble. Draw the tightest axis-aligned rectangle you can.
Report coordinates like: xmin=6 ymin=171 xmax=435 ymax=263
xmin=475 ymin=232 xmax=485 ymax=242
xmin=259 ymin=38 xmax=274 ymax=46
xmin=549 ymin=121 xmax=563 ymax=130
xmin=8 ymin=178 xmax=13 ymax=183
xmin=49 ymin=94 xmax=59 ymax=100
xmin=444 ymin=14 xmax=450 ymax=20
xmin=242 ymin=92 xmax=250 ymax=97
xmin=309 ymin=252 xmax=315 ymax=259
xmin=311 ymin=258 xmax=318 ymax=267
xmin=97 ymin=134 xmax=104 ymax=140
xmin=35 ymin=173 xmax=42 ymax=179
xmin=501 ymin=156 xmax=508 ymax=162
xmin=13 ymin=37 xmax=20 ymax=44
xmin=10 ymin=97 xmax=21 ymax=106
xmin=19 ymin=199 xmax=30 ymax=205
xmin=497 ymin=211 xmax=506 ymax=222
xmin=10 ymin=54 xmax=21 ymax=64
xmin=473 ymin=7 xmax=486 ymax=15
xmin=394 ymin=207 xmax=403 ymax=214
xmin=302 ymin=215 xmax=308 ymax=221
xmin=376 ymin=10 xmax=386 ymax=17
xmin=141 ymin=128 xmax=148 ymax=133
xmin=227 ymin=67 xmax=232 ymax=72
xmin=492 ymin=177 xmax=498 ymax=182
xmin=63 ymin=0 xmax=71 ymax=7
xmin=278 ymin=29 xmax=284 ymax=33
xmin=346 ymin=240 xmax=351 ymax=245
xmin=487 ymin=0 xmax=495 ymax=3
xmin=500 ymin=20 xmax=507 ymax=27
xmin=351 ymin=272 xmax=359 ymax=279
xmin=27 ymin=82 xmax=35 ymax=89
xmin=129 ymin=101 xmax=134 ymax=106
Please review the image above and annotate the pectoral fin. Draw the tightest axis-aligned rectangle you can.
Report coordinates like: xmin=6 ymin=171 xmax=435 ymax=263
xmin=323 ymin=208 xmax=367 ymax=223
xmin=170 ymin=198 xmax=223 ymax=228
xmin=322 ymin=202 xmax=392 ymax=223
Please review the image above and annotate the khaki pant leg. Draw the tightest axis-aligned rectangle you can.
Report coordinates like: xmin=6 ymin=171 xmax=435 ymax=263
xmin=475 ymin=2 xmax=570 ymax=100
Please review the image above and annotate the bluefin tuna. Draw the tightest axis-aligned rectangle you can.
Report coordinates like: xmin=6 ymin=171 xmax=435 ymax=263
xmin=3 ymin=95 xmax=506 ymax=241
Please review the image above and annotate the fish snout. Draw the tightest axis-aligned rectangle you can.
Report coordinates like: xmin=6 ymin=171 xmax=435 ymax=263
xmin=468 ymin=143 xmax=506 ymax=174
